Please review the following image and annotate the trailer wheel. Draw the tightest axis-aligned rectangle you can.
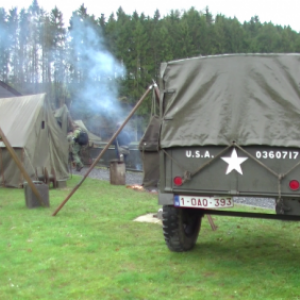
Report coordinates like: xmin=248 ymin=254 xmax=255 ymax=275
xmin=162 ymin=205 xmax=202 ymax=252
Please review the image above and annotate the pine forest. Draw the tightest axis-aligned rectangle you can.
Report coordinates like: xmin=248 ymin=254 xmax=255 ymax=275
xmin=1 ymin=0 xmax=300 ymax=135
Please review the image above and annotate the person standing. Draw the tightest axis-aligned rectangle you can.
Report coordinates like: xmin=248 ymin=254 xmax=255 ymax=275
xmin=67 ymin=125 xmax=85 ymax=171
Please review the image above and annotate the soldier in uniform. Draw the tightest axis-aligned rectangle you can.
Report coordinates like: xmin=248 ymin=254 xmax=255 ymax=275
xmin=67 ymin=125 xmax=84 ymax=171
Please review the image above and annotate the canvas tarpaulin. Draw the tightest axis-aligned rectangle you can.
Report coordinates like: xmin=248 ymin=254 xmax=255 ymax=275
xmin=159 ymin=53 xmax=300 ymax=148
xmin=139 ymin=115 xmax=160 ymax=152
xmin=139 ymin=115 xmax=161 ymax=188
xmin=138 ymin=87 xmax=161 ymax=188
xmin=54 ymin=104 xmax=72 ymax=135
xmin=0 ymin=94 xmax=69 ymax=187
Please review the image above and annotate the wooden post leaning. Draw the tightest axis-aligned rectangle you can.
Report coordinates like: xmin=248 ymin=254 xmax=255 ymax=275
xmin=0 ymin=127 xmax=45 ymax=207
xmin=52 ymin=84 xmax=153 ymax=216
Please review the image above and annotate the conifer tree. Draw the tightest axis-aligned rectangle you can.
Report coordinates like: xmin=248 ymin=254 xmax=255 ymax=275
xmin=0 ymin=8 xmax=9 ymax=81
xmin=18 ymin=9 xmax=31 ymax=89
xmin=7 ymin=8 xmax=19 ymax=85
xmin=50 ymin=7 xmax=66 ymax=106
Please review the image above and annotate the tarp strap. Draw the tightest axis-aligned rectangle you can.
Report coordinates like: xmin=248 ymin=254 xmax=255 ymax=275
xmin=163 ymin=149 xmax=188 ymax=174
xmin=163 ymin=145 xmax=233 ymax=182
xmin=234 ymin=143 xmax=284 ymax=212
xmin=188 ymin=144 xmax=233 ymax=180
xmin=189 ymin=143 xmax=283 ymax=201
xmin=234 ymin=144 xmax=278 ymax=178
xmin=236 ymin=144 xmax=300 ymax=213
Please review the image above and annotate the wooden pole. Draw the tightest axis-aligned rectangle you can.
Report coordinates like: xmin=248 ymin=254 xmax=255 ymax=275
xmin=153 ymin=81 xmax=160 ymax=103
xmin=0 ymin=127 xmax=45 ymax=207
xmin=206 ymin=215 xmax=218 ymax=231
xmin=52 ymin=85 xmax=153 ymax=216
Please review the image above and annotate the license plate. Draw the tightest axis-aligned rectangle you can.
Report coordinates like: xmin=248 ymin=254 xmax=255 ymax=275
xmin=174 ymin=195 xmax=233 ymax=209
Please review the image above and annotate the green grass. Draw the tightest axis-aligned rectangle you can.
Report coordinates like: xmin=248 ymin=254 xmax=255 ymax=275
xmin=1 ymin=176 xmax=300 ymax=300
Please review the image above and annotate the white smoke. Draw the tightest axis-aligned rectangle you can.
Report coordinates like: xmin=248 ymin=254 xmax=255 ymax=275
xmin=68 ymin=15 xmax=126 ymax=118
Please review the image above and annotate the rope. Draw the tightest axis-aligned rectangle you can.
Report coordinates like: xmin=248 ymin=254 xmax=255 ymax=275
xmin=234 ymin=144 xmax=278 ymax=178
xmin=162 ymin=149 xmax=187 ymax=174
xmin=163 ymin=144 xmax=232 ymax=183
xmin=189 ymin=144 xmax=233 ymax=179
xmin=234 ymin=143 xmax=285 ymax=212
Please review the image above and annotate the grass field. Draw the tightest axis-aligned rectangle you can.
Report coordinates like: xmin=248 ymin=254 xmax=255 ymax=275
xmin=1 ymin=175 xmax=300 ymax=300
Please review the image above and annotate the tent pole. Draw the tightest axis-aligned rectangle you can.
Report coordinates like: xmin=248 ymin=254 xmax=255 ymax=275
xmin=52 ymin=84 xmax=153 ymax=216
xmin=0 ymin=127 xmax=45 ymax=206
xmin=152 ymin=80 xmax=160 ymax=102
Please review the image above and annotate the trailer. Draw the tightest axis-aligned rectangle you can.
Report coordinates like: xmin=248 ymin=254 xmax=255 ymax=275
xmin=154 ymin=53 xmax=300 ymax=251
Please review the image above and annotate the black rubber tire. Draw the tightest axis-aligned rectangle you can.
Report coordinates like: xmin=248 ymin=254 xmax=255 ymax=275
xmin=276 ymin=198 xmax=300 ymax=216
xmin=162 ymin=205 xmax=202 ymax=252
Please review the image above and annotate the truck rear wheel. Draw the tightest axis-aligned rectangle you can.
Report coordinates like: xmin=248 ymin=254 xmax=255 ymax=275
xmin=162 ymin=205 xmax=202 ymax=252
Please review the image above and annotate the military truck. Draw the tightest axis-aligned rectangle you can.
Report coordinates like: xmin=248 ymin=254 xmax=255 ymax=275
xmin=157 ymin=53 xmax=300 ymax=252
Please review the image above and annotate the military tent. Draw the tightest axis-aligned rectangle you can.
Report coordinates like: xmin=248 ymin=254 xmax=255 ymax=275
xmin=53 ymin=105 xmax=102 ymax=146
xmin=54 ymin=104 xmax=72 ymax=135
xmin=0 ymin=94 xmax=69 ymax=187
xmin=138 ymin=91 xmax=160 ymax=189
xmin=0 ymin=81 xmax=22 ymax=98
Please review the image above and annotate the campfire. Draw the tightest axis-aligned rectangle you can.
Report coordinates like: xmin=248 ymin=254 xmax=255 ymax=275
xmin=126 ymin=184 xmax=145 ymax=191
xmin=126 ymin=184 xmax=158 ymax=194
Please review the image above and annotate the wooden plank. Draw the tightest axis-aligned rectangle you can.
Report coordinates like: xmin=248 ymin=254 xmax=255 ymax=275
xmin=0 ymin=127 xmax=45 ymax=207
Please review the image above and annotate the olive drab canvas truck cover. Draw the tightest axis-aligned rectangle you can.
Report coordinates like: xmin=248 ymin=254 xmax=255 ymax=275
xmin=158 ymin=54 xmax=300 ymax=214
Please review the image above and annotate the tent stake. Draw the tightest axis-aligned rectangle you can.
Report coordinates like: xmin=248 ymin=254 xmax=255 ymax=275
xmin=52 ymin=85 xmax=153 ymax=216
xmin=206 ymin=215 xmax=218 ymax=231
xmin=0 ymin=127 xmax=45 ymax=207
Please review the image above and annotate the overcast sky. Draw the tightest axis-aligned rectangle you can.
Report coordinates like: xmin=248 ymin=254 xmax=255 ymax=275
xmin=1 ymin=0 xmax=300 ymax=32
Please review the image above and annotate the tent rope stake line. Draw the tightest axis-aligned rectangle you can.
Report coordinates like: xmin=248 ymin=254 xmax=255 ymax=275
xmin=0 ymin=126 xmax=46 ymax=207
xmin=52 ymin=84 xmax=154 ymax=216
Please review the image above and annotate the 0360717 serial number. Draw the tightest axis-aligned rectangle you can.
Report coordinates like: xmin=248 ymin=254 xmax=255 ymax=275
xmin=256 ymin=151 xmax=299 ymax=160
xmin=174 ymin=195 xmax=233 ymax=209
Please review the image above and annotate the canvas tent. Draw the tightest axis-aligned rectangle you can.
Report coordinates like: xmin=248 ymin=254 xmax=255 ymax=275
xmin=53 ymin=105 xmax=102 ymax=147
xmin=0 ymin=94 xmax=69 ymax=187
xmin=139 ymin=115 xmax=160 ymax=189
xmin=138 ymin=90 xmax=160 ymax=189
xmin=0 ymin=81 xmax=22 ymax=98
xmin=54 ymin=104 xmax=72 ymax=135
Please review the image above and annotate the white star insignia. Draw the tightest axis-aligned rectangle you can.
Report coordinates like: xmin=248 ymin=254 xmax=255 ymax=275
xmin=221 ymin=148 xmax=248 ymax=175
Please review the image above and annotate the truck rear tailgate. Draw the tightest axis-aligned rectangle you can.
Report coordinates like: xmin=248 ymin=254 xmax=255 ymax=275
xmin=163 ymin=146 xmax=300 ymax=198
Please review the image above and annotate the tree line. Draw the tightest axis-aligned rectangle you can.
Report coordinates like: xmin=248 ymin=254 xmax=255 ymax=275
xmin=1 ymin=0 xmax=300 ymax=123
